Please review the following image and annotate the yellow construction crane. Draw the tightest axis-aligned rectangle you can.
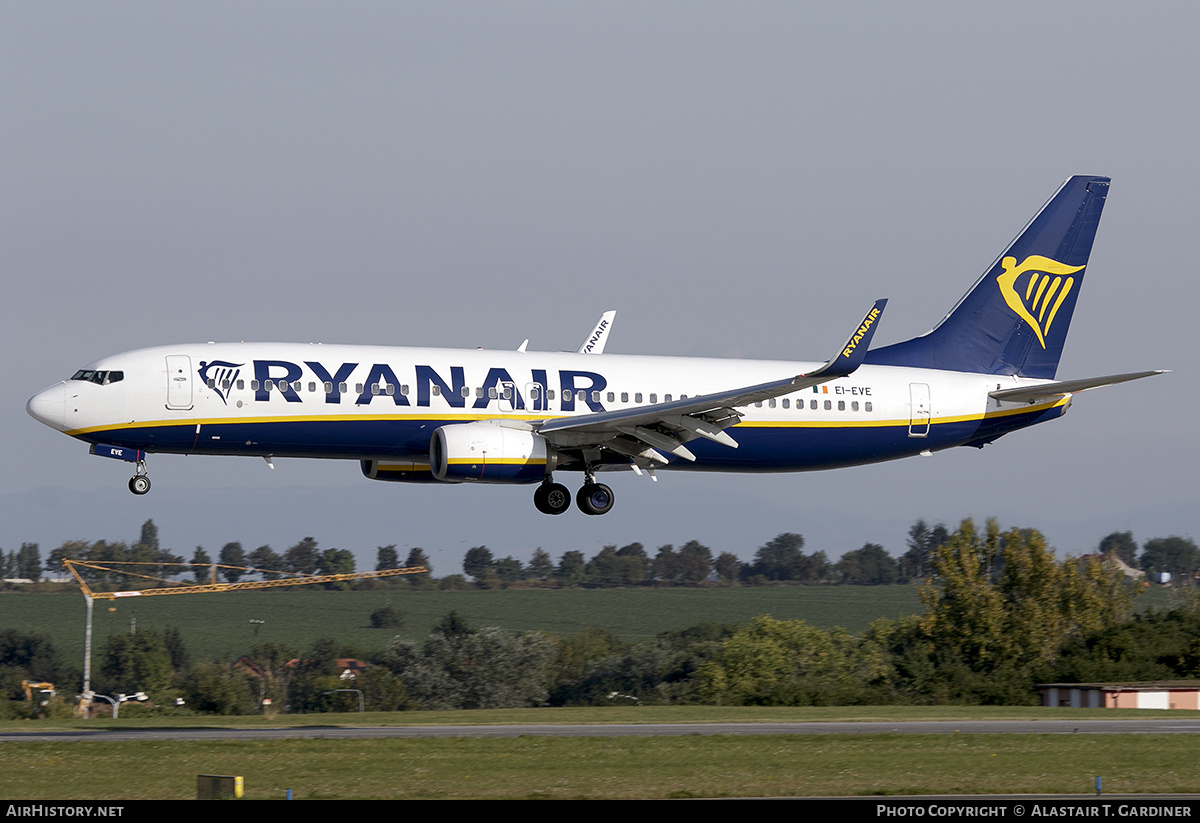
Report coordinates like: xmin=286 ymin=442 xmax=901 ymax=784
xmin=62 ymin=558 xmax=426 ymax=599
xmin=61 ymin=558 xmax=427 ymax=711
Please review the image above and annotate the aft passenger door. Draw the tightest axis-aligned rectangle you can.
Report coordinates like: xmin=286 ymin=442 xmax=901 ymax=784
xmin=908 ymin=383 xmax=930 ymax=437
xmin=165 ymin=355 xmax=193 ymax=410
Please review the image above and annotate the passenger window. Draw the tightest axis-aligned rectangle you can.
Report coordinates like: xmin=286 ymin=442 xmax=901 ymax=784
xmin=338 ymin=382 xmax=346 ymax=394
xmin=207 ymin=379 xmax=216 ymax=388
xmin=768 ymin=399 xmax=776 ymax=408
xmin=503 ymin=386 xmax=512 ymax=399
xmin=237 ymin=379 xmax=245 ymax=390
xmin=251 ymin=380 xmax=260 ymax=391
xmin=264 ymin=379 xmax=275 ymax=391
xmin=432 ymin=385 xmax=441 ymax=396
xmin=824 ymin=400 xmax=831 ymax=410
xmin=401 ymin=385 xmax=409 ymax=396
xmin=488 ymin=387 xmax=497 ymax=399
xmin=810 ymin=399 xmax=817 ymax=410
xmin=865 ymin=402 xmax=873 ymax=412
xmin=222 ymin=380 xmax=231 ymax=391
xmin=665 ymin=394 xmax=672 ymax=402
xmin=838 ymin=400 xmax=845 ymax=411
xmin=371 ymin=384 xmax=380 ymax=395
xmin=324 ymin=381 xmax=333 ymax=393
xmin=461 ymin=387 xmax=471 ymax=398
xmin=634 ymin=393 xmax=643 ymax=403
xmin=355 ymin=383 xmax=363 ymax=394
xmin=308 ymin=382 xmax=316 ymax=393
xmin=755 ymin=401 xmax=762 ymax=408
xmin=591 ymin=390 xmax=599 ymax=402
xmin=547 ymin=389 xmax=556 ymax=400
xmin=607 ymin=392 xmax=615 ymax=402
xmin=621 ymin=392 xmax=629 ymax=403
xmin=782 ymin=399 xmax=790 ymax=409
xmin=852 ymin=401 xmax=859 ymax=411
xmin=386 ymin=384 xmax=395 ymax=396
xmin=649 ymin=394 xmax=657 ymax=404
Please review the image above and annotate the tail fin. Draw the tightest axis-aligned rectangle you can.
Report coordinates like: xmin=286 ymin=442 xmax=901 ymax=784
xmin=865 ymin=175 xmax=1110 ymax=379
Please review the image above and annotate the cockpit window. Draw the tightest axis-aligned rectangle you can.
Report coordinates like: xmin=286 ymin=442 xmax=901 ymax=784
xmin=70 ymin=370 xmax=124 ymax=385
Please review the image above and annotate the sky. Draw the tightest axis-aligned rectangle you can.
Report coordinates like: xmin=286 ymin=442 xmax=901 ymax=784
xmin=3 ymin=2 xmax=1195 ymax=577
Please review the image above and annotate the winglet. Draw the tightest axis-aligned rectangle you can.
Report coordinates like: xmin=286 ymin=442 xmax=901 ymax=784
xmin=578 ymin=311 xmax=616 ymax=354
xmin=808 ymin=299 xmax=888 ymax=379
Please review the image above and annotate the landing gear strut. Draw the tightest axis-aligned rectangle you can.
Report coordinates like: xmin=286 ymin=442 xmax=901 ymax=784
xmin=128 ymin=461 xmax=150 ymax=496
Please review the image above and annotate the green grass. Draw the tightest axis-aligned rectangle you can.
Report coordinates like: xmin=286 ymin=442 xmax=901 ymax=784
xmin=1 ymin=724 xmax=1197 ymax=799
xmin=4 ymin=584 xmax=1171 ymax=670
xmin=0 ymin=584 xmax=928 ymax=665
xmin=3 ymin=700 xmax=1191 ymax=799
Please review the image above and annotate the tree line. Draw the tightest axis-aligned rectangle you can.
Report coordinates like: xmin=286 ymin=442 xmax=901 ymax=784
xmin=5 ymin=519 xmax=1196 ymax=593
xmin=7 ymin=517 xmax=1200 ymax=717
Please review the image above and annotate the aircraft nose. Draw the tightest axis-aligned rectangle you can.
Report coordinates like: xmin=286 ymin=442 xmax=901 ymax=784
xmin=26 ymin=383 xmax=67 ymax=431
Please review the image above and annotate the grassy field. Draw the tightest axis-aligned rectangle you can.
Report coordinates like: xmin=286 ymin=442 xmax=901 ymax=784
xmin=0 ymin=584 xmax=933 ymax=664
xmin=0 ymin=706 xmax=1196 ymax=799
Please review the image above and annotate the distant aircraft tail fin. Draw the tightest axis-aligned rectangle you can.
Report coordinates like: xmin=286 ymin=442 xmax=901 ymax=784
xmin=865 ymin=175 xmax=1110 ymax=379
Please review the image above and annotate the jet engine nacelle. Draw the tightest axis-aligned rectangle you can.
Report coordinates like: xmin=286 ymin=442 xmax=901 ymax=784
xmin=430 ymin=423 xmax=552 ymax=483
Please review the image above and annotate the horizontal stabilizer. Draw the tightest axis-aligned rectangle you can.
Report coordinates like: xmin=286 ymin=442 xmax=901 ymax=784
xmin=989 ymin=370 xmax=1167 ymax=404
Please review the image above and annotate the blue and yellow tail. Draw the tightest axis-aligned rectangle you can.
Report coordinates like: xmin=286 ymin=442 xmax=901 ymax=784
xmin=866 ymin=175 xmax=1110 ymax=379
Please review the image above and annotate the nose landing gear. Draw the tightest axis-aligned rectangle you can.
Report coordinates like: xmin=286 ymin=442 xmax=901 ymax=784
xmin=88 ymin=445 xmax=152 ymax=495
xmin=128 ymin=461 xmax=150 ymax=495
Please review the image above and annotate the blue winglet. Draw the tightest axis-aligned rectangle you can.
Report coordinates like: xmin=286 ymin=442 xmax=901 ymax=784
xmin=809 ymin=298 xmax=888 ymax=379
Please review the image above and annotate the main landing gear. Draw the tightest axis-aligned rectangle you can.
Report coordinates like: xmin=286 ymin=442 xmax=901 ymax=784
xmin=533 ymin=474 xmax=614 ymax=516
xmin=128 ymin=461 xmax=151 ymax=496
xmin=533 ymin=481 xmax=571 ymax=515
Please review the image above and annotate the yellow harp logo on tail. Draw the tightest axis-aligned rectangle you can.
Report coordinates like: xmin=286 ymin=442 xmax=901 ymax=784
xmin=996 ymin=255 xmax=1085 ymax=348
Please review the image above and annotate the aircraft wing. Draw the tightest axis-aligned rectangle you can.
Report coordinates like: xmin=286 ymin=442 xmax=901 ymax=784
xmin=988 ymin=370 xmax=1167 ymax=404
xmin=536 ymin=300 xmax=887 ymax=465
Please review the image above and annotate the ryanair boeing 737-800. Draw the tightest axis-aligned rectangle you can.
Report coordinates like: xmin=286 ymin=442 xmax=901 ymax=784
xmin=26 ymin=176 xmax=1163 ymax=516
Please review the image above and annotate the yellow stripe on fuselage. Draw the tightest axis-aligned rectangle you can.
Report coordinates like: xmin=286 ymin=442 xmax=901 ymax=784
xmin=65 ymin=397 xmax=1066 ymax=438
xmin=735 ymin=397 xmax=1067 ymax=429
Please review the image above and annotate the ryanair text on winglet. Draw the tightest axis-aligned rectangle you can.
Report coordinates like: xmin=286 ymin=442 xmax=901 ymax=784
xmin=842 ymin=307 xmax=881 ymax=358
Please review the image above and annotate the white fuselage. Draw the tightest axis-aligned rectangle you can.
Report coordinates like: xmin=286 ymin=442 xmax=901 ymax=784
xmin=27 ymin=341 xmax=1066 ymax=473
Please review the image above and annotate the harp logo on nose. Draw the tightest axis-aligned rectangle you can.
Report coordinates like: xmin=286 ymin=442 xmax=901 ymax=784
xmin=197 ymin=360 xmax=243 ymax=405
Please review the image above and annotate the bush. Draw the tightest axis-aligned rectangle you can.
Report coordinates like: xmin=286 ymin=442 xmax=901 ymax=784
xmin=369 ymin=606 xmax=404 ymax=629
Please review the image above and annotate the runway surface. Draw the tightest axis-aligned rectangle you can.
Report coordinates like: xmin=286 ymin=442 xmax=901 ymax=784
xmin=5 ymin=718 xmax=1200 ymax=743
